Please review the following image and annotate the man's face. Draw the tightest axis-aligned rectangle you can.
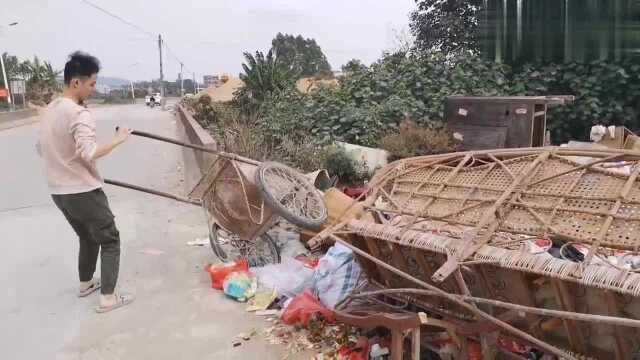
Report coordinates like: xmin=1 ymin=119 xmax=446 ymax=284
xmin=71 ymin=73 xmax=97 ymax=101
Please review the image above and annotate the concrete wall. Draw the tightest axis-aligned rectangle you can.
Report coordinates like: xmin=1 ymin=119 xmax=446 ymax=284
xmin=0 ymin=109 xmax=38 ymax=124
xmin=175 ymin=105 xmax=217 ymax=194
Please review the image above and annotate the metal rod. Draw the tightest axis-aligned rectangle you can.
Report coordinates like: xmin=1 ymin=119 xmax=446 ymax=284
xmin=348 ymin=288 xmax=640 ymax=329
xmin=123 ymin=128 xmax=260 ymax=166
xmin=104 ymin=178 xmax=202 ymax=206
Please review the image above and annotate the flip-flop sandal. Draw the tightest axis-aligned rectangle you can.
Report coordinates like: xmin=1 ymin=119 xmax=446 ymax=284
xmin=95 ymin=293 xmax=135 ymax=314
xmin=77 ymin=279 xmax=101 ymax=298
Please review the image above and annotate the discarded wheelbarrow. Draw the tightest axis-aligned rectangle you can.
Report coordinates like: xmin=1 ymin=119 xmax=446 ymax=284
xmin=105 ymin=128 xmax=327 ymax=266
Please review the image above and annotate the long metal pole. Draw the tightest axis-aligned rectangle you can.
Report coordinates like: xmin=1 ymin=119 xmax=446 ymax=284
xmin=158 ymin=34 xmax=165 ymax=110
xmin=130 ymin=81 xmax=135 ymax=103
xmin=193 ymin=72 xmax=196 ymax=93
xmin=104 ymin=178 xmax=201 ymax=205
xmin=0 ymin=54 xmax=12 ymax=107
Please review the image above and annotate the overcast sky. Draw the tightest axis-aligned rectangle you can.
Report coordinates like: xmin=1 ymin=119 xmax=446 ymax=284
xmin=1 ymin=0 xmax=415 ymax=83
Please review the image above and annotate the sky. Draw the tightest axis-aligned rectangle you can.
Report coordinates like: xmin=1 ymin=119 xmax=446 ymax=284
xmin=1 ymin=0 xmax=416 ymax=83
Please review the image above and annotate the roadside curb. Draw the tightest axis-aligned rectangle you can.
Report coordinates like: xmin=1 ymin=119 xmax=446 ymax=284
xmin=0 ymin=109 xmax=39 ymax=130
xmin=175 ymin=104 xmax=218 ymax=192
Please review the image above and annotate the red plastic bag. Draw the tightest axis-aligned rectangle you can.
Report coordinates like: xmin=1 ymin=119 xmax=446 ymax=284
xmin=207 ymin=259 xmax=249 ymax=290
xmin=337 ymin=336 xmax=370 ymax=360
xmin=281 ymin=291 xmax=335 ymax=327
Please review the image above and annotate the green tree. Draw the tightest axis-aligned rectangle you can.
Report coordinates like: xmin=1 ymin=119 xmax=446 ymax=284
xmin=1 ymin=53 xmax=20 ymax=87
xmin=236 ymin=49 xmax=293 ymax=113
xmin=271 ymin=33 xmax=331 ymax=77
xmin=341 ymin=59 xmax=367 ymax=74
xmin=409 ymin=0 xmax=484 ymax=56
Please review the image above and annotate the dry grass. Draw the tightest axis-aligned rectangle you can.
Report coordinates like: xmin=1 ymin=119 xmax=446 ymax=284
xmin=379 ymin=120 xmax=460 ymax=161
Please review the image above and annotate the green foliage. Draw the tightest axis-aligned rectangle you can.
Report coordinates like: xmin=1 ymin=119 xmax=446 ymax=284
xmin=410 ymin=0 xmax=483 ymax=56
xmin=271 ymin=33 xmax=331 ymax=77
xmin=509 ymin=60 xmax=640 ymax=142
xmin=260 ymin=51 xmax=512 ymax=147
xmin=2 ymin=52 xmax=61 ymax=105
xmin=235 ymin=49 xmax=294 ymax=113
xmin=321 ymin=146 xmax=369 ymax=185
xmin=260 ymin=51 xmax=639 ymax=146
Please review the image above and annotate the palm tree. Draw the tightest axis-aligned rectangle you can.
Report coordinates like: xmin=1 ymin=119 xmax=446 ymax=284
xmin=236 ymin=49 xmax=293 ymax=112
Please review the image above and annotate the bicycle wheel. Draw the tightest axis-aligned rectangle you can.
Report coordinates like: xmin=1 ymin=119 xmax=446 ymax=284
xmin=256 ymin=162 xmax=327 ymax=230
xmin=208 ymin=223 xmax=281 ymax=267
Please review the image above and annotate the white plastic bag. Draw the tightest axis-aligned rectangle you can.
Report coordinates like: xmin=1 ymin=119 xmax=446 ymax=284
xmin=251 ymin=257 xmax=314 ymax=298
xmin=310 ymin=243 xmax=362 ymax=309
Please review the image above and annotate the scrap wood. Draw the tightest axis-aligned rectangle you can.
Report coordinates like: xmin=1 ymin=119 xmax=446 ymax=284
xmin=329 ymin=234 xmax=577 ymax=360
xmin=345 ymin=288 xmax=640 ymax=328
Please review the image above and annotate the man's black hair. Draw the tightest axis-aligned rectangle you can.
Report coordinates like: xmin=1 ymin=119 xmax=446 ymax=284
xmin=63 ymin=51 xmax=101 ymax=85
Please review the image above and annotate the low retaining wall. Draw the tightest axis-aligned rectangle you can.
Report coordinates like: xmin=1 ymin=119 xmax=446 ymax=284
xmin=175 ymin=104 xmax=217 ymax=192
xmin=0 ymin=108 xmax=38 ymax=124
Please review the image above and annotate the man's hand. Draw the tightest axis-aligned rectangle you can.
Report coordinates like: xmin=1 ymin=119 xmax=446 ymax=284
xmin=91 ymin=127 xmax=134 ymax=161
xmin=115 ymin=127 xmax=133 ymax=145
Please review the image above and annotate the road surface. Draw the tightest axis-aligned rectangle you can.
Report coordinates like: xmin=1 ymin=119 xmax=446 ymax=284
xmin=0 ymin=102 xmax=289 ymax=359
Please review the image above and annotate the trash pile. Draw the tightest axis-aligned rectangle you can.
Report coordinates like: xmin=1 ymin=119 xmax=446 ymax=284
xmin=204 ymin=240 xmax=380 ymax=359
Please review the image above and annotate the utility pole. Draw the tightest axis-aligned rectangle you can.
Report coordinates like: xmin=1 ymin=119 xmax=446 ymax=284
xmin=0 ymin=54 xmax=12 ymax=108
xmin=0 ymin=22 xmax=18 ymax=110
xmin=158 ymin=34 xmax=165 ymax=110
xmin=193 ymin=72 xmax=197 ymax=93
xmin=179 ymin=62 xmax=184 ymax=97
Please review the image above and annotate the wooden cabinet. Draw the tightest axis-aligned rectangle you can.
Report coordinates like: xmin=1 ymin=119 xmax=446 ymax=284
xmin=445 ymin=96 xmax=573 ymax=150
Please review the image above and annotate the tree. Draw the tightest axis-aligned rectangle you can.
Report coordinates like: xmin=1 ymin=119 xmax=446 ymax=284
xmin=409 ymin=0 xmax=484 ymax=56
xmin=271 ymin=33 xmax=331 ymax=77
xmin=341 ymin=59 xmax=367 ymax=74
xmin=236 ymin=49 xmax=293 ymax=113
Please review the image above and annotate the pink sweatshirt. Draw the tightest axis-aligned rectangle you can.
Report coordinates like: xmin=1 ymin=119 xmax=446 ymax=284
xmin=37 ymin=97 xmax=102 ymax=194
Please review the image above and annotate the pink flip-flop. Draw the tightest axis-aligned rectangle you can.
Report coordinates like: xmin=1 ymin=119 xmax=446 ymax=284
xmin=77 ymin=279 xmax=101 ymax=298
xmin=95 ymin=293 xmax=135 ymax=313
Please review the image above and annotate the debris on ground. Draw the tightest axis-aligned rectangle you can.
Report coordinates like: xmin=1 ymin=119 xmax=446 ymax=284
xmin=138 ymin=248 xmax=165 ymax=256
xmin=186 ymin=237 xmax=209 ymax=246
xmin=246 ymin=289 xmax=278 ymax=312
xmin=223 ymin=271 xmax=257 ymax=302
xmin=207 ymin=259 xmax=249 ymax=289
xmin=251 ymin=257 xmax=315 ymax=298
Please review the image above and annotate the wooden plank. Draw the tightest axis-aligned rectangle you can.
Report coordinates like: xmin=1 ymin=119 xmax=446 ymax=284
xmin=603 ymin=291 xmax=632 ymax=360
xmin=550 ymin=279 xmax=588 ymax=354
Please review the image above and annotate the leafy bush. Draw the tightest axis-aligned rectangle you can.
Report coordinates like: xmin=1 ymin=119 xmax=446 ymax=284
xmin=260 ymin=51 xmax=512 ymax=147
xmin=510 ymin=60 xmax=640 ymax=142
xmin=379 ymin=121 xmax=461 ymax=161
xmin=260 ymin=52 xmax=640 ymax=146
xmin=321 ymin=146 xmax=370 ymax=185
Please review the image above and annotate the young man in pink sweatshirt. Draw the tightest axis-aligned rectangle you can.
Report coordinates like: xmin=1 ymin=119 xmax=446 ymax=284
xmin=38 ymin=51 xmax=134 ymax=313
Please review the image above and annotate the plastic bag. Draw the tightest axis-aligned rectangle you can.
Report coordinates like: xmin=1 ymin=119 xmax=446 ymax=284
xmin=281 ymin=291 xmax=335 ymax=327
xmin=310 ymin=243 xmax=362 ymax=309
xmin=223 ymin=271 xmax=256 ymax=302
xmin=251 ymin=257 xmax=314 ymax=298
xmin=207 ymin=259 xmax=249 ymax=290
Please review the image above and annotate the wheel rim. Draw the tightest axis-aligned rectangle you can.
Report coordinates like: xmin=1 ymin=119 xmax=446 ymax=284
xmin=259 ymin=163 xmax=327 ymax=226
xmin=210 ymin=225 xmax=279 ymax=267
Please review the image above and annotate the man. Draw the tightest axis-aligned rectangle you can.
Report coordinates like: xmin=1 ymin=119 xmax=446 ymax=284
xmin=38 ymin=51 xmax=134 ymax=313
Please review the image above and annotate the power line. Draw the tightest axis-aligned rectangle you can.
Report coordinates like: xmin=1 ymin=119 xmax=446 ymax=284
xmin=81 ymin=0 xmax=155 ymax=39
xmin=81 ymin=0 xmax=195 ymax=81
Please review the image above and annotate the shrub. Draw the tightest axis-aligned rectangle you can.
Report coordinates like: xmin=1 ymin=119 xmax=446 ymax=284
xmin=379 ymin=120 xmax=461 ymax=162
xmin=321 ymin=146 xmax=370 ymax=186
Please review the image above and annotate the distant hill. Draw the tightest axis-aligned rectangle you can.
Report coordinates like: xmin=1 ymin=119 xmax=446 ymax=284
xmin=98 ymin=76 xmax=130 ymax=88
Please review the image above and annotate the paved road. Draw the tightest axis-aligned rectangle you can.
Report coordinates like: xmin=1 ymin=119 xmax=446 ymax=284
xmin=0 ymin=103 xmax=288 ymax=359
